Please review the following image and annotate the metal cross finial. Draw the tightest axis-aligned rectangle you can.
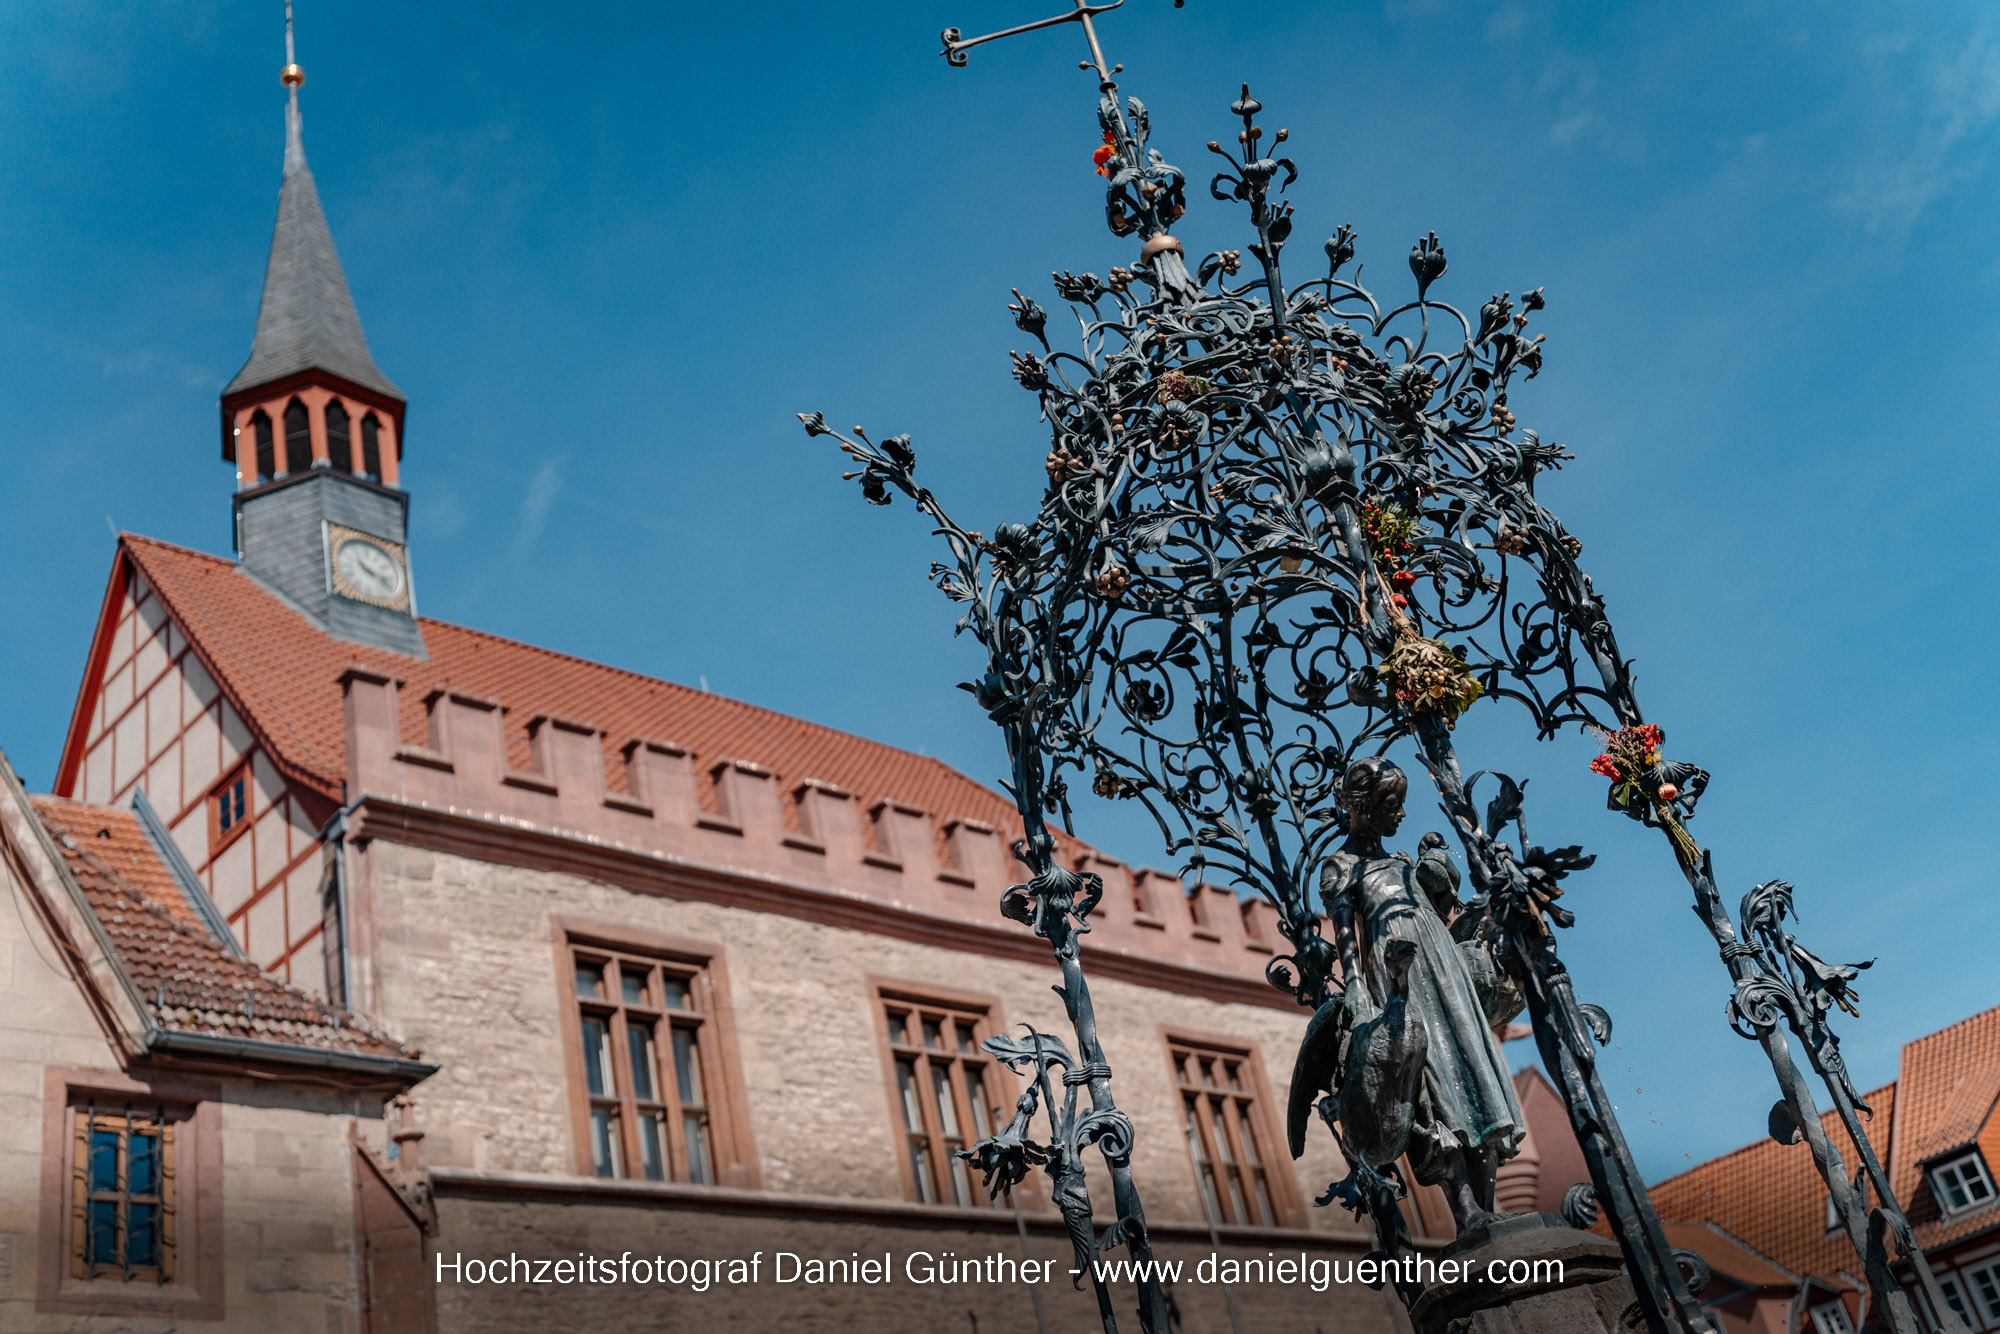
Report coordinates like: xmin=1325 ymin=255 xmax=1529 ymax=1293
xmin=280 ymin=0 xmax=305 ymax=91
xmin=942 ymin=0 xmax=1180 ymax=88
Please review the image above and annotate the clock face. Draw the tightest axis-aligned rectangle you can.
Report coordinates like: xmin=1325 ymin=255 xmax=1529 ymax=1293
xmin=336 ymin=537 xmax=404 ymax=600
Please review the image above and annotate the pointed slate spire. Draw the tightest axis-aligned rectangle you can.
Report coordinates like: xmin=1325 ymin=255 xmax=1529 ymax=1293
xmin=224 ymin=19 xmax=401 ymax=402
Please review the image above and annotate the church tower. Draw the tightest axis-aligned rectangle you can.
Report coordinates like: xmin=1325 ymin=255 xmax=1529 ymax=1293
xmin=219 ymin=7 xmax=425 ymax=658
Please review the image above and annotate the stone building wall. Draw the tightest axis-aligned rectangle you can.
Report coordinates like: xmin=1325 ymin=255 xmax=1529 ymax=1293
xmin=355 ymin=836 xmax=1448 ymax=1241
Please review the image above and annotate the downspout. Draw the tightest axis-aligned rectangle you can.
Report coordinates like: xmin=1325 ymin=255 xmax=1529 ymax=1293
xmin=320 ymin=797 xmax=361 ymax=1012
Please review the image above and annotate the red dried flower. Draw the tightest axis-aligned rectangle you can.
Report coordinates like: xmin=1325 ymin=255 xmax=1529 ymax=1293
xmin=1093 ymin=132 xmax=1117 ymax=176
xmin=1391 ymin=570 xmax=1417 ymax=591
xmin=1589 ymin=755 xmax=1621 ymax=780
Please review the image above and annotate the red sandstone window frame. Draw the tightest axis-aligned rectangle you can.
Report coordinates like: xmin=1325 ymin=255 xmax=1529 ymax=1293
xmin=1161 ymin=1028 xmax=1301 ymax=1229
xmin=867 ymin=979 xmax=1017 ymax=1210
xmin=206 ymin=759 xmax=252 ymax=856
xmin=552 ymin=920 xmax=758 ymax=1189
xmin=36 ymin=1068 xmax=222 ymax=1320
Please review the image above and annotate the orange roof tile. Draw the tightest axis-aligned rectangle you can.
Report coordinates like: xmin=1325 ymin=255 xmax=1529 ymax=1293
xmin=31 ymin=795 xmax=416 ymax=1063
xmin=1894 ymin=1007 xmax=2000 ymax=1173
xmin=1648 ymin=1082 xmax=1895 ymax=1284
xmin=1651 ymin=1004 xmax=2000 ymax=1284
xmin=1889 ymin=1005 xmax=2000 ymax=1250
xmin=119 ymin=534 xmax=1026 ymax=845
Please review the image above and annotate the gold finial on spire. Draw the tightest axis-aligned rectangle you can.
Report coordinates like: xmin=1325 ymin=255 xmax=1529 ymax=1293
xmin=280 ymin=1 xmax=304 ymax=87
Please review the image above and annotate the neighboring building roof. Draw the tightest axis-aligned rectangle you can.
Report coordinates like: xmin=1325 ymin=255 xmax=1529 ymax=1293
xmin=223 ymin=98 xmax=401 ymax=403
xmin=1889 ymin=1005 xmax=2000 ymax=1251
xmin=1652 ymin=1001 xmax=2000 ymax=1299
xmin=1895 ymin=1007 xmax=2000 ymax=1172
xmin=30 ymin=794 xmax=417 ymax=1064
xmin=1649 ymin=1082 xmax=1896 ymax=1286
xmin=1658 ymin=1222 xmax=1798 ymax=1292
xmin=118 ymin=534 xmax=1026 ymax=846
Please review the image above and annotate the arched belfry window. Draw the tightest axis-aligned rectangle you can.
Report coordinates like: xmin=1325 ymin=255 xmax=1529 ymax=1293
xmin=283 ymin=399 xmax=312 ymax=475
xmin=326 ymin=400 xmax=352 ymax=473
xmin=251 ymin=410 xmax=276 ymax=483
xmin=360 ymin=414 xmax=382 ymax=482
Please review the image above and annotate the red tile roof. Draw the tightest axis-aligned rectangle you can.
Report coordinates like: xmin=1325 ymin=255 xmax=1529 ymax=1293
xmin=1652 ymin=1003 xmax=2000 ymax=1288
xmin=1889 ymin=1005 xmax=2000 ymax=1250
xmin=1649 ymin=1082 xmax=1895 ymax=1285
xmin=30 ymin=795 xmax=417 ymax=1063
xmin=1894 ymin=1007 xmax=2000 ymax=1174
xmin=120 ymin=534 xmax=1026 ymax=845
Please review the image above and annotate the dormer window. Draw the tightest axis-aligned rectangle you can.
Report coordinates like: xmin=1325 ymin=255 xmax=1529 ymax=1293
xmin=1930 ymin=1150 xmax=1996 ymax=1217
xmin=1809 ymin=1299 xmax=1855 ymax=1334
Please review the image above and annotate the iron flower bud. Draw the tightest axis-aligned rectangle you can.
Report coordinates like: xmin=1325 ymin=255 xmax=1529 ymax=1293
xmin=1408 ymin=230 xmax=1448 ymax=297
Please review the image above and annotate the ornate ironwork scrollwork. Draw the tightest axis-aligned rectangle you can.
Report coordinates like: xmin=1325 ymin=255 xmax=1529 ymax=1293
xmin=806 ymin=27 xmax=1960 ymax=1331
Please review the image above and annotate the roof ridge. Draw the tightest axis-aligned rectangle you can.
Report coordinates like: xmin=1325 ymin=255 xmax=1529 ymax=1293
xmin=121 ymin=531 xmax=229 ymax=563
xmin=1901 ymin=1002 xmax=2000 ymax=1060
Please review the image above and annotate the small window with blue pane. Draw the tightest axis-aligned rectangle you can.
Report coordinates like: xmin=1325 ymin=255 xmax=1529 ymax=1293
xmin=70 ymin=1101 xmax=175 ymax=1282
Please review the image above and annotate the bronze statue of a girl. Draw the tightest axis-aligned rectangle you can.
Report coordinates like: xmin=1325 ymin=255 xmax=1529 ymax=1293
xmin=1316 ymin=756 xmax=1526 ymax=1234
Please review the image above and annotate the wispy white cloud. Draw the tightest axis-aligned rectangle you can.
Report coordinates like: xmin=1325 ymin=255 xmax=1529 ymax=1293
xmin=515 ymin=458 xmax=565 ymax=553
xmin=16 ymin=322 xmax=210 ymax=389
xmin=1834 ymin=27 xmax=2000 ymax=237
xmin=1549 ymin=110 xmax=1597 ymax=147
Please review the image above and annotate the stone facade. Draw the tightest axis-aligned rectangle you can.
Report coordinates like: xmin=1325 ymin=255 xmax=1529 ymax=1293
xmin=361 ymin=839 xmax=1367 ymax=1215
xmin=331 ymin=720 xmax=1456 ymax=1331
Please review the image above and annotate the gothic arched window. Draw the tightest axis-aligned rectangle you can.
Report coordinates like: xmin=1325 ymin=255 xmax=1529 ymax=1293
xmin=326 ymin=400 xmax=352 ymax=473
xmin=252 ymin=410 xmax=275 ymax=483
xmin=283 ymin=399 xmax=312 ymax=475
xmin=360 ymin=414 xmax=382 ymax=482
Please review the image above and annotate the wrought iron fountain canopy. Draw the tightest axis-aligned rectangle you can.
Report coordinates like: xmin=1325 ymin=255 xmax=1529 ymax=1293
xmin=800 ymin=8 xmax=1957 ymax=1334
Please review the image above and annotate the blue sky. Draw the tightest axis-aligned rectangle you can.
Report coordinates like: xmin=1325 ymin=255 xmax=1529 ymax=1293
xmin=4 ymin=0 xmax=1999 ymax=1183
